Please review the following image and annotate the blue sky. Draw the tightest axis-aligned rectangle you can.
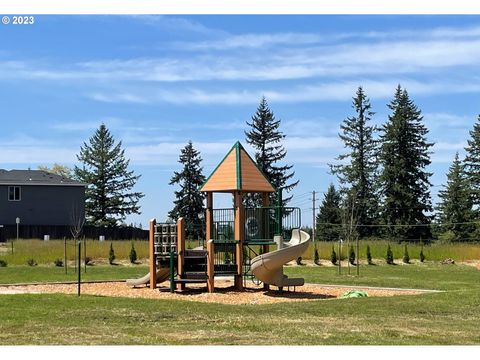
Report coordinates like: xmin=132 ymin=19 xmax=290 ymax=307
xmin=1 ymin=15 xmax=480 ymax=227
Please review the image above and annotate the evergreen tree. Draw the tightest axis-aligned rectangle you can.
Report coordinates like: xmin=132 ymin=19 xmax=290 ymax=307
xmin=366 ymin=245 xmax=373 ymax=265
xmin=109 ymin=242 xmax=115 ymax=265
xmin=316 ymin=184 xmax=342 ymax=241
xmin=403 ymin=244 xmax=410 ymax=264
xmin=419 ymin=245 xmax=426 ymax=263
xmin=437 ymin=152 xmax=474 ymax=241
xmin=386 ymin=244 xmax=394 ymax=264
xmin=129 ymin=242 xmax=137 ymax=264
xmin=348 ymin=245 xmax=356 ymax=265
xmin=168 ymin=141 xmax=206 ymax=239
xmin=74 ymin=124 xmax=144 ymax=226
xmin=463 ymin=115 xmax=480 ymax=227
xmin=245 ymin=96 xmax=298 ymax=206
xmin=378 ymin=86 xmax=434 ymax=241
xmin=330 ymin=246 xmax=338 ymax=265
xmin=330 ymin=86 xmax=379 ymax=237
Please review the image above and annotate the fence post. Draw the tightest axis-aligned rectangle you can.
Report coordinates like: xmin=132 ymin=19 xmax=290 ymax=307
xmin=83 ymin=236 xmax=86 ymax=273
xmin=177 ymin=217 xmax=185 ymax=291
xmin=64 ymin=237 xmax=67 ymax=274
xmin=207 ymin=239 xmax=214 ymax=293
xmin=149 ymin=219 xmax=157 ymax=289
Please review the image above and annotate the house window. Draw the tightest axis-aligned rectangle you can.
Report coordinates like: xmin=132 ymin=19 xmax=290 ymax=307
xmin=8 ymin=186 xmax=21 ymax=201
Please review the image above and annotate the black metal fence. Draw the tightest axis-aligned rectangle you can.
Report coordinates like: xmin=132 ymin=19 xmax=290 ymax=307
xmin=211 ymin=206 xmax=301 ymax=242
xmin=213 ymin=240 xmax=237 ymax=275
xmin=0 ymin=224 xmax=148 ymax=242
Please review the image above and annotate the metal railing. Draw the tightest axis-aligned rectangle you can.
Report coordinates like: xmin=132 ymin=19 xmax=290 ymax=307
xmin=212 ymin=240 xmax=237 ymax=275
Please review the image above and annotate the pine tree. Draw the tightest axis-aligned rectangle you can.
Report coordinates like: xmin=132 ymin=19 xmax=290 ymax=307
xmin=330 ymin=246 xmax=338 ymax=265
xmin=245 ymin=96 xmax=298 ymax=206
xmin=386 ymin=244 xmax=394 ymax=264
xmin=437 ymin=152 xmax=474 ymax=241
xmin=463 ymin=115 xmax=480 ymax=227
xmin=403 ymin=244 xmax=410 ymax=264
xmin=348 ymin=245 xmax=356 ymax=265
xmin=168 ymin=141 xmax=206 ymax=239
xmin=109 ymin=242 xmax=115 ymax=265
xmin=314 ymin=245 xmax=320 ymax=265
xmin=378 ymin=86 xmax=434 ymax=241
xmin=129 ymin=242 xmax=137 ymax=264
xmin=366 ymin=245 xmax=373 ymax=265
xmin=419 ymin=245 xmax=426 ymax=263
xmin=330 ymin=86 xmax=379 ymax=237
xmin=74 ymin=124 xmax=144 ymax=226
xmin=316 ymin=184 xmax=342 ymax=241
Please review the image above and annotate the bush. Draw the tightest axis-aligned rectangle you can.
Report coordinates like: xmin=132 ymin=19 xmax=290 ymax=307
xmin=403 ymin=244 xmax=410 ymax=264
xmin=109 ymin=242 xmax=115 ymax=265
xmin=27 ymin=258 xmax=37 ymax=267
xmin=386 ymin=245 xmax=394 ymax=265
xmin=420 ymin=245 xmax=426 ymax=263
xmin=53 ymin=258 xmax=63 ymax=267
xmin=314 ymin=246 xmax=320 ymax=265
xmin=330 ymin=246 xmax=337 ymax=265
xmin=366 ymin=245 xmax=373 ymax=265
xmin=0 ymin=259 xmax=7 ymax=267
xmin=348 ymin=245 xmax=356 ymax=265
xmin=129 ymin=242 xmax=137 ymax=264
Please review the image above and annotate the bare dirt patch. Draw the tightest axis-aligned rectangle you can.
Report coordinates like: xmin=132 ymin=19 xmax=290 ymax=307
xmin=0 ymin=279 xmax=426 ymax=305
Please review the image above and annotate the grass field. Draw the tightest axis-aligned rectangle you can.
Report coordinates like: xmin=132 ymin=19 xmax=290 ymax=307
xmin=0 ymin=262 xmax=479 ymax=345
xmin=2 ymin=239 xmax=480 ymax=266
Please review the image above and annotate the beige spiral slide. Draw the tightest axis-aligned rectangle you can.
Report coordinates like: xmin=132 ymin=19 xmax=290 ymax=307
xmin=251 ymin=229 xmax=311 ymax=288
xmin=126 ymin=268 xmax=170 ymax=287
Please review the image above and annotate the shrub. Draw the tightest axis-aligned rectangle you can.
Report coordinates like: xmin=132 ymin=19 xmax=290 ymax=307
xmin=85 ymin=256 xmax=92 ymax=265
xmin=0 ymin=259 xmax=7 ymax=267
xmin=420 ymin=245 xmax=426 ymax=263
xmin=314 ymin=246 xmax=320 ymax=265
xmin=129 ymin=242 xmax=137 ymax=264
xmin=386 ymin=245 xmax=394 ymax=265
xmin=330 ymin=246 xmax=337 ymax=265
xmin=53 ymin=258 xmax=63 ymax=267
xmin=296 ymin=256 xmax=303 ymax=265
xmin=366 ymin=245 xmax=373 ymax=265
xmin=348 ymin=245 xmax=356 ymax=265
xmin=403 ymin=244 xmax=410 ymax=264
xmin=27 ymin=258 xmax=37 ymax=267
xmin=109 ymin=242 xmax=115 ymax=265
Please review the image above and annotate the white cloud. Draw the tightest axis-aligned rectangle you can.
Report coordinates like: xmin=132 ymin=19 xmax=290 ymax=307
xmin=85 ymin=79 xmax=480 ymax=105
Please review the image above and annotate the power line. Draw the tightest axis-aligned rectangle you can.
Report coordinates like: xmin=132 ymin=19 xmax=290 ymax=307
xmin=316 ymin=220 xmax=480 ymax=228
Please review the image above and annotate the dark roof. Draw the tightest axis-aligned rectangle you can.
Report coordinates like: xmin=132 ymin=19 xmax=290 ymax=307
xmin=0 ymin=170 xmax=85 ymax=187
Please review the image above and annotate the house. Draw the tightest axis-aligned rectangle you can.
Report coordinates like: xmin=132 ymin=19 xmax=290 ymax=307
xmin=0 ymin=169 xmax=85 ymax=226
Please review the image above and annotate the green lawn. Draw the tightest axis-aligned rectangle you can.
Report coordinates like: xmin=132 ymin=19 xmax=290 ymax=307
xmin=1 ymin=262 xmax=479 ymax=345
xmin=0 ymin=264 xmax=149 ymax=284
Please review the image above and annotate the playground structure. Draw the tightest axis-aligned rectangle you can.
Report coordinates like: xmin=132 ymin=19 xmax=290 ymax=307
xmin=127 ymin=141 xmax=310 ymax=293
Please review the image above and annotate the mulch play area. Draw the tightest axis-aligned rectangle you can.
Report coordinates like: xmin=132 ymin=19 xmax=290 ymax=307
xmin=0 ymin=279 xmax=437 ymax=305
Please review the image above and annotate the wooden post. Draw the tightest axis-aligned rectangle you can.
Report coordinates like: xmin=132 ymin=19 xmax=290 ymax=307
xmin=261 ymin=192 xmax=270 ymax=291
xmin=207 ymin=240 xmax=215 ymax=293
xmin=234 ymin=191 xmax=244 ymax=290
xmin=205 ymin=192 xmax=213 ymax=241
xmin=177 ymin=217 xmax=186 ymax=290
xmin=149 ymin=219 xmax=157 ymax=289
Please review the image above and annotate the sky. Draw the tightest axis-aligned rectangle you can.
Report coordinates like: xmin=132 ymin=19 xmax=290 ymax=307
xmin=1 ymin=15 xmax=480 ymax=228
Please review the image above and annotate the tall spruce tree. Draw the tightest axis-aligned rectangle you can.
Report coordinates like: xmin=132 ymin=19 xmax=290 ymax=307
xmin=330 ymin=86 xmax=378 ymax=237
xmin=75 ymin=124 xmax=144 ymax=226
xmin=437 ymin=152 xmax=474 ymax=241
xmin=168 ymin=141 xmax=206 ymax=239
xmin=245 ymin=96 xmax=298 ymax=206
xmin=464 ymin=115 xmax=480 ymax=210
xmin=316 ymin=184 xmax=342 ymax=241
xmin=378 ymin=86 xmax=433 ymax=241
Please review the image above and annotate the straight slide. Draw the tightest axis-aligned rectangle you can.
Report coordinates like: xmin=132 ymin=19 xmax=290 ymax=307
xmin=126 ymin=268 xmax=170 ymax=287
xmin=251 ymin=229 xmax=311 ymax=288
